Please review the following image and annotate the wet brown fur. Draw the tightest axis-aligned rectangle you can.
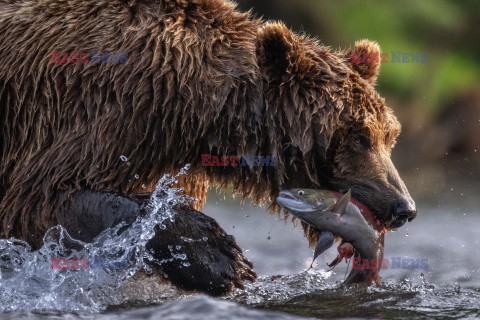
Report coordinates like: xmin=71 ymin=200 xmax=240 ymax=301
xmin=0 ymin=0 xmax=401 ymax=248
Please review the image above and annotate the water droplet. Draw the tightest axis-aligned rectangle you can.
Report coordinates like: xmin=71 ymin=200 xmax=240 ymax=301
xmin=120 ymin=155 xmax=128 ymax=162
xmin=134 ymin=174 xmax=140 ymax=179
xmin=176 ymin=245 xmax=182 ymax=250
xmin=141 ymin=184 xmax=146 ymax=189
xmin=267 ymin=236 xmax=271 ymax=240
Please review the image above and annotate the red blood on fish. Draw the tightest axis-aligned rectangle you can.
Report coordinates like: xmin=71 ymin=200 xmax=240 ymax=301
xmin=327 ymin=242 xmax=354 ymax=269
xmin=338 ymin=242 xmax=354 ymax=259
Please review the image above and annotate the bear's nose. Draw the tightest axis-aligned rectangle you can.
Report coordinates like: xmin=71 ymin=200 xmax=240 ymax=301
xmin=391 ymin=197 xmax=417 ymax=223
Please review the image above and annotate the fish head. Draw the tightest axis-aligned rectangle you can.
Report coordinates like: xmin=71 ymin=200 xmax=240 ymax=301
xmin=276 ymin=189 xmax=337 ymax=220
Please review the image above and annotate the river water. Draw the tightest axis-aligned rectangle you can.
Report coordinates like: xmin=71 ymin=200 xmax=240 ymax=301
xmin=0 ymin=171 xmax=479 ymax=319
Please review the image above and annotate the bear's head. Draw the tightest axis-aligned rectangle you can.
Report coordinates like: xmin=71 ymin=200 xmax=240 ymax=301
xmin=256 ymin=22 xmax=416 ymax=231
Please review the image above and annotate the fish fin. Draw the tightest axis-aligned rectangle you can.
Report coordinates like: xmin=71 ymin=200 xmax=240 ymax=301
xmin=312 ymin=231 xmax=335 ymax=263
xmin=332 ymin=190 xmax=351 ymax=214
xmin=327 ymin=255 xmax=342 ymax=269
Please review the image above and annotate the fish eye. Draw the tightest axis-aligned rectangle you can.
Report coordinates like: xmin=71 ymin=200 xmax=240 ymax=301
xmin=298 ymin=190 xmax=305 ymax=196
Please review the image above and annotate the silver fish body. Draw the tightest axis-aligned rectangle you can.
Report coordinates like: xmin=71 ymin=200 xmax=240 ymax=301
xmin=276 ymin=189 xmax=384 ymax=284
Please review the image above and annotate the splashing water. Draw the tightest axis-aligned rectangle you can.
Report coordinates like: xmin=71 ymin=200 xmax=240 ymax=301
xmin=230 ymin=268 xmax=332 ymax=305
xmin=0 ymin=165 xmax=194 ymax=312
xmin=1 ymin=171 xmax=480 ymax=319
xmin=229 ymin=270 xmax=480 ymax=319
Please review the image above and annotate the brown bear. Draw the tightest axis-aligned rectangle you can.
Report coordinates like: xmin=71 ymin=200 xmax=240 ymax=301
xmin=0 ymin=0 xmax=416 ymax=295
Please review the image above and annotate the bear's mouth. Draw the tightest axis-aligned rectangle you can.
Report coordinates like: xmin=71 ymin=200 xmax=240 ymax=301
xmin=330 ymin=191 xmax=387 ymax=233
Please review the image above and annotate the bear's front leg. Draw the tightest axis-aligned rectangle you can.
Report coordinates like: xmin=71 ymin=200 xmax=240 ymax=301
xmin=57 ymin=190 xmax=256 ymax=296
xmin=146 ymin=204 xmax=257 ymax=296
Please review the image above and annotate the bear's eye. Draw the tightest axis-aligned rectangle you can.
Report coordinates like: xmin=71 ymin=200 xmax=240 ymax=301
xmin=352 ymin=135 xmax=368 ymax=149
xmin=298 ymin=190 xmax=305 ymax=196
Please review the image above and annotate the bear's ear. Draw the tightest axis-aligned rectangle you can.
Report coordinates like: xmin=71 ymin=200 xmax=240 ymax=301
xmin=256 ymin=22 xmax=335 ymax=86
xmin=344 ymin=40 xmax=381 ymax=85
